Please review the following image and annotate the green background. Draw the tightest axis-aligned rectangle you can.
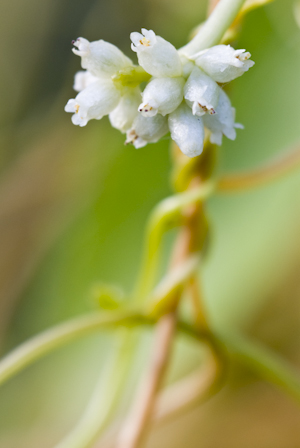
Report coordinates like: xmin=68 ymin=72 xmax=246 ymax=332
xmin=0 ymin=0 xmax=300 ymax=446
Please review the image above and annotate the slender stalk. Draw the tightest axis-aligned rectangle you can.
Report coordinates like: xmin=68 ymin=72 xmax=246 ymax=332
xmin=179 ymin=0 xmax=247 ymax=55
xmin=217 ymin=144 xmax=300 ymax=192
xmin=50 ymin=254 xmax=201 ymax=448
xmin=180 ymin=322 xmax=300 ymax=404
xmin=5 ymin=309 xmax=299 ymax=436
xmin=117 ymin=176 xmax=210 ymax=448
xmin=153 ymin=347 xmax=222 ymax=424
xmin=117 ymin=313 xmax=176 ymax=448
xmin=135 ymin=180 xmax=215 ymax=300
xmin=188 ymin=274 xmax=209 ymax=331
xmin=217 ymin=330 xmax=300 ymax=403
xmin=0 ymin=311 xmax=152 ymax=387
xmin=54 ymin=333 xmax=133 ymax=448
xmin=147 ymin=254 xmax=201 ymax=318
xmin=89 ymin=185 xmax=213 ymax=448
xmin=60 ymin=0 xmax=248 ymax=442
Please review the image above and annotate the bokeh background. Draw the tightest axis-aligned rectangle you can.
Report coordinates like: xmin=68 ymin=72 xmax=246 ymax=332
xmin=0 ymin=0 xmax=300 ymax=446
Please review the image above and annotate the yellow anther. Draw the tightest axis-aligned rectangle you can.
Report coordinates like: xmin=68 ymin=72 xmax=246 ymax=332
xmin=140 ymin=37 xmax=151 ymax=47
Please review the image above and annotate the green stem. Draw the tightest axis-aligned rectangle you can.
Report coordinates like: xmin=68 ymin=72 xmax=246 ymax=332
xmin=179 ymin=0 xmax=247 ymax=56
xmin=147 ymin=254 xmax=201 ymax=318
xmin=217 ymin=143 xmax=300 ymax=192
xmin=0 ymin=311 xmax=152 ymax=387
xmin=180 ymin=322 xmax=300 ymax=404
xmin=135 ymin=180 xmax=215 ymax=300
xmin=53 ymin=332 xmax=135 ymax=448
xmin=218 ymin=330 xmax=300 ymax=403
xmin=2 ymin=312 xmax=300 ymax=411
xmin=70 ymin=182 xmax=213 ymax=448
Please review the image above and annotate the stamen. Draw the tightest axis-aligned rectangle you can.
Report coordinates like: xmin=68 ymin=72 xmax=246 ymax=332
xmin=139 ymin=103 xmax=156 ymax=115
xmin=236 ymin=52 xmax=251 ymax=62
xmin=125 ymin=130 xmax=138 ymax=145
xmin=199 ymin=103 xmax=215 ymax=114
xmin=139 ymin=37 xmax=151 ymax=47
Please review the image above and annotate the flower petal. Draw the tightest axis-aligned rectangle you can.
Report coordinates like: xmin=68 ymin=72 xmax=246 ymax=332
xmin=168 ymin=103 xmax=204 ymax=157
xmin=184 ymin=67 xmax=220 ymax=116
xmin=109 ymin=88 xmax=142 ymax=132
xmin=72 ymin=37 xmax=133 ymax=78
xmin=125 ymin=113 xmax=169 ymax=148
xmin=65 ymin=80 xmax=121 ymax=126
xmin=139 ymin=77 xmax=185 ymax=117
xmin=130 ymin=29 xmax=182 ymax=78
xmin=193 ymin=45 xmax=254 ymax=83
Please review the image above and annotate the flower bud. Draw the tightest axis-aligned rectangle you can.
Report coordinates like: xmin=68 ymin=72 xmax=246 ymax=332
xmin=138 ymin=77 xmax=185 ymax=117
xmin=125 ymin=113 xmax=169 ymax=148
xmin=168 ymin=103 xmax=204 ymax=158
xmin=73 ymin=70 xmax=98 ymax=92
xmin=65 ymin=80 xmax=121 ymax=126
xmin=109 ymin=88 xmax=141 ymax=132
xmin=203 ymin=88 xmax=243 ymax=145
xmin=72 ymin=38 xmax=133 ymax=78
xmin=193 ymin=45 xmax=255 ymax=83
xmin=184 ymin=67 xmax=219 ymax=116
xmin=130 ymin=29 xmax=182 ymax=78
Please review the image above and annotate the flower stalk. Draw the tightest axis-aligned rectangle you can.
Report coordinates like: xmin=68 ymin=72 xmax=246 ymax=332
xmin=1 ymin=1 xmax=300 ymax=448
xmin=0 ymin=312 xmax=152 ymax=388
xmin=179 ymin=0 xmax=248 ymax=55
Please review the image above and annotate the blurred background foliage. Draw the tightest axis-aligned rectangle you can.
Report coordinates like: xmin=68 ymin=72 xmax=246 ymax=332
xmin=0 ymin=0 xmax=300 ymax=446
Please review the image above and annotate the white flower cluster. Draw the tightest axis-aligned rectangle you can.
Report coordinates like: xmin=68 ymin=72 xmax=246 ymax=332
xmin=65 ymin=29 xmax=254 ymax=158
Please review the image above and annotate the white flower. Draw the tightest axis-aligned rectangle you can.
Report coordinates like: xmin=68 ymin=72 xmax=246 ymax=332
xmin=130 ymin=29 xmax=182 ymax=78
xmin=73 ymin=70 xmax=98 ymax=92
xmin=109 ymin=87 xmax=141 ymax=132
xmin=125 ymin=113 xmax=169 ymax=148
xmin=184 ymin=67 xmax=219 ymax=116
xmin=203 ymin=88 xmax=243 ymax=145
xmin=72 ymin=37 xmax=133 ymax=78
xmin=138 ymin=77 xmax=185 ymax=117
xmin=168 ymin=103 xmax=205 ymax=158
xmin=64 ymin=80 xmax=121 ymax=126
xmin=192 ymin=45 xmax=255 ymax=83
xmin=65 ymin=29 xmax=253 ymax=156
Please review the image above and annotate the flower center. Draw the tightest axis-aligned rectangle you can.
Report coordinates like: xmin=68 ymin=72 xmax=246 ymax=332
xmin=236 ymin=52 xmax=251 ymax=62
xmin=198 ymin=103 xmax=215 ymax=115
xmin=125 ymin=130 xmax=138 ymax=145
xmin=140 ymin=37 xmax=151 ymax=47
xmin=139 ymin=104 xmax=153 ymax=113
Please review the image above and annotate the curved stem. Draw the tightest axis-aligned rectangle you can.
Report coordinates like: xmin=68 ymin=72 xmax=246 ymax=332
xmin=117 ymin=314 xmax=176 ymax=448
xmin=153 ymin=345 xmax=223 ymax=424
xmin=179 ymin=0 xmax=247 ymax=56
xmin=189 ymin=274 xmax=209 ymax=331
xmin=147 ymin=254 xmax=201 ymax=318
xmin=53 ymin=332 xmax=134 ymax=448
xmin=118 ymin=178 xmax=212 ymax=448
xmin=218 ymin=330 xmax=300 ymax=403
xmin=180 ymin=322 xmax=300 ymax=404
xmin=135 ymin=180 xmax=215 ymax=300
xmin=217 ymin=144 xmax=300 ymax=192
xmin=6 ymin=311 xmax=300 ymax=436
xmin=0 ymin=311 xmax=152 ymax=387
